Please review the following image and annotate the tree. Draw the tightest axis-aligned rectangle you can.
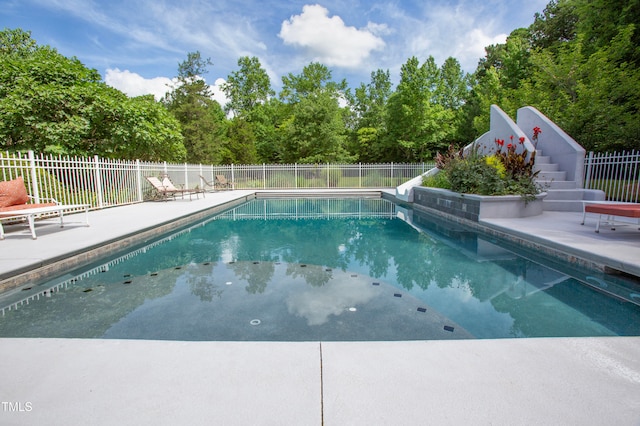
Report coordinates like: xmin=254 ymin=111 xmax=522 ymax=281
xmin=0 ymin=28 xmax=185 ymax=160
xmin=280 ymin=62 xmax=347 ymax=103
xmin=384 ymin=56 xmax=454 ymax=162
xmin=277 ymin=63 xmax=351 ymax=163
xmin=226 ymin=117 xmax=258 ymax=163
xmin=163 ymin=51 xmax=228 ymax=164
xmin=437 ymin=57 xmax=471 ymax=143
xmin=529 ymin=0 xmax=579 ymax=51
xmin=281 ymin=90 xmax=353 ymax=163
xmin=348 ymin=69 xmax=393 ymax=162
xmin=222 ymin=56 xmax=274 ymax=118
xmin=519 ymin=0 xmax=640 ymax=151
xmin=249 ymin=98 xmax=289 ymax=163
xmin=0 ymin=28 xmax=37 ymax=56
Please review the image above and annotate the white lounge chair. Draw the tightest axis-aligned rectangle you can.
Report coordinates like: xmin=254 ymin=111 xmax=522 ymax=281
xmin=145 ymin=176 xmax=203 ymax=201
xmin=0 ymin=176 xmax=89 ymax=239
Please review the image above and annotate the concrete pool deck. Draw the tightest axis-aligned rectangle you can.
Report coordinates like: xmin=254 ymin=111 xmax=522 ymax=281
xmin=1 ymin=190 xmax=639 ymax=425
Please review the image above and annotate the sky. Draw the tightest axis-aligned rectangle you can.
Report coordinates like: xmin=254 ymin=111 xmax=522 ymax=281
xmin=1 ymin=0 xmax=549 ymax=105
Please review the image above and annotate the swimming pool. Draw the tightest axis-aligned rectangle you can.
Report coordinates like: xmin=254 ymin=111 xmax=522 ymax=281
xmin=1 ymin=197 xmax=639 ymax=341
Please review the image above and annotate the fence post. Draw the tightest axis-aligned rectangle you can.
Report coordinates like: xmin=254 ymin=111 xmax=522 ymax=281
xmin=231 ymin=163 xmax=235 ymax=189
xmin=359 ymin=163 xmax=362 ymax=188
xmin=584 ymin=151 xmax=594 ymax=189
xmin=326 ymin=163 xmax=329 ymax=188
xmin=136 ymin=159 xmax=143 ymax=202
xmin=263 ymin=163 xmax=266 ymax=189
xmin=295 ymin=163 xmax=298 ymax=189
xmin=94 ymin=155 xmax=104 ymax=208
xmin=28 ymin=150 xmax=40 ymax=203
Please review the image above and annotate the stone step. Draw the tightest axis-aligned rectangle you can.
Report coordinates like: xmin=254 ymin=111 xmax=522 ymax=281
xmin=535 ymin=155 xmax=551 ymax=164
xmin=542 ymin=189 xmax=606 ymax=212
xmin=544 ymin=189 xmax=589 ymax=201
xmin=534 ymin=163 xmax=559 ymax=172
xmin=537 ymin=180 xmax=578 ymax=190
xmin=536 ymin=170 xmax=567 ymax=181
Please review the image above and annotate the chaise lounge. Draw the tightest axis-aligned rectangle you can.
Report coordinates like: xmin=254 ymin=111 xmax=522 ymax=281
xmin=214 ymin=174 xmax=234 ymax=190
xmin=145 ymin=176 xmax=203 ymax=201
xmin=198 ymin=174 xmax=234 ymax=191
xmin=0 ymin=177 xmax=90 ymax=239
xmin=582 ymin=202 xmax=640 ymax=233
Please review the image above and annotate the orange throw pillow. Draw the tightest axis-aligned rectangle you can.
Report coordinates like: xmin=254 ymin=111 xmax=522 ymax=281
xmin=0 ymin=177 xmax=30 ymax=208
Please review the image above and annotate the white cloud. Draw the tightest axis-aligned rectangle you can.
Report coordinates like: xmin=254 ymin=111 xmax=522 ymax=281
xmin=391 ymin=3 xmax=510 ymax=72
xmin=210 ymin=78 xmax=230 ymax=107
xmin=457 ymin=28 xmax=507 ymax=67
xmin=278 ymin=4 xmax=385 ymax=68
xmin=105 ymin=68 xmax=173 ymax=100
xmin=105 ymin=69 xmax=228 ymax=106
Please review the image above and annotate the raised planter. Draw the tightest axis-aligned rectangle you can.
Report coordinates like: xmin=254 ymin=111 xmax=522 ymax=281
xmin=413 ymin=186 xmax=547 ymax=221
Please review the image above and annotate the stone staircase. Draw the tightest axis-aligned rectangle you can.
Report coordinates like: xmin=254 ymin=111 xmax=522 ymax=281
xmin=534 ymin=150 xmax=604 ymax=212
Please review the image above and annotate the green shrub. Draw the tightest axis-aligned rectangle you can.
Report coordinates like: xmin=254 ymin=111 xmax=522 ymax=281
xmin=422 ymin=171 xmax=451 ymax=189
xmin=427 ymin=141 xmax=542 ymax=202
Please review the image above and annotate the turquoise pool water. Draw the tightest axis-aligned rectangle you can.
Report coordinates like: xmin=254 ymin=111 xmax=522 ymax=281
xmin=1 ymin=198 xmax=639 ymax=341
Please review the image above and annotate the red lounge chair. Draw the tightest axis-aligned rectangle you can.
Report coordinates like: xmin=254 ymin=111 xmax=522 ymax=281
xmin=582 ymin=203 xmax=640 ymax=233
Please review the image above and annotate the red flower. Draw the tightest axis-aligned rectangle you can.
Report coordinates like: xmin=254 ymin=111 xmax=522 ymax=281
xmin=532 ymin=126 xmax=542 ymax=141
xmin=507 ymin=143 xmax=514 ymax=151
xmin=495 ymin=138 xmax=504 ymax=147
xmin=510 ymin=135 xmax=514 ymax=141
xmin=519 ymin=136 xmax=525 ymax=144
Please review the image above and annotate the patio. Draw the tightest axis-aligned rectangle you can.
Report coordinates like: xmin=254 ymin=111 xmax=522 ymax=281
xmin=0 ymin=190 xmax=639 ymax=425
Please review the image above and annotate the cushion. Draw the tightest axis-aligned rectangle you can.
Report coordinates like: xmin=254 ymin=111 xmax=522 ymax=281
xmin=0 ymin=203 xmax=57 ymax=213
xmin=0 ymin=177 xmax=29 ymax=208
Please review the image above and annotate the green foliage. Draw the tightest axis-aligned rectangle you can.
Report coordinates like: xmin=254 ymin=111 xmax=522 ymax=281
xmin=493 ymin=139 xmax=538 ymax=180
xmin=470 ymin=0 xmax=640 ymax=153
xmin=421 ymin=171 xmax=452 ymax=189
xmin=346 ymin=69 xmax=393 ymax=162
xmin=0 ymin=28 xmax=185 ymax=160
xmin=222 ymin=56 xmax=274 ymax=118
xmin=226 ymin=118 xmax=258 ymax=164
xmin=280 ymin=62 xmax=347 ymax=103
xmin=384 ymin=56 xmax=468 ymax=162
xmin=163 ymin=51 xmax=228 ymax=164
xmin=5 ymin=0 xmax=640 ymax=165
xmin=446 ymin=153 xmax=507 ymax=195
xmin=429 ymin=143 xmax=541 ymax=201
xmin=279 ymin=65 xmax=354 ymax=164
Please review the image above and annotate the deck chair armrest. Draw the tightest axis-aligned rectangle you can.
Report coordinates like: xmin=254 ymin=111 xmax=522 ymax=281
xmin=27 ymin=195 xmax=59 ymax=205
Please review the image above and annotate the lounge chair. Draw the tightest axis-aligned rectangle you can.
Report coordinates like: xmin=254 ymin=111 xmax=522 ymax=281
xmin=199 ymin=175 xmax=217 ymax=192
xmin=0 ymin=177 xmax=90 ymax=239
xmin=161 ymin=176 xmax=204 ymax=200
xmin=214 ymin=174 xmax=234 ymax=190
xmin=145 ymin=176 xmax=202 ymax=201
xmin=582 ymin=202 xmax=640 ymax=233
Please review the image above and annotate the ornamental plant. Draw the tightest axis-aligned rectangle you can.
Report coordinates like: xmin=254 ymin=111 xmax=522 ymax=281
xmin=423 ymin=134 xmax=542 ymax=202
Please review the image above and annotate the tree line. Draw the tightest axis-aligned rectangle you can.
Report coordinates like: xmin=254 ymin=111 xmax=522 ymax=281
xmin=1 ymin=0 xmax=638 ymax=164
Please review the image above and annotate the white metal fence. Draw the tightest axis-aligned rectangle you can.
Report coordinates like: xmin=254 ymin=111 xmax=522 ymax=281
xmin=3 ymin=149 xmax=638 ymax=209
xmin=584 ymin=150 xmax=639 ymax=202
xmin=0 ymin=151 xmax=432 ymax=209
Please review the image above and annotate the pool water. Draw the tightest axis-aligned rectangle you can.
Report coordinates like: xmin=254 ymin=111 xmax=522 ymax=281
xmin=1 ymin=198 xmax=639 ymax=341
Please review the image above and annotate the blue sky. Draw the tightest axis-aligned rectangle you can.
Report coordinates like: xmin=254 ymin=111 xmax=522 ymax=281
xmin=1 ymin=0 xmax=548 ymax=103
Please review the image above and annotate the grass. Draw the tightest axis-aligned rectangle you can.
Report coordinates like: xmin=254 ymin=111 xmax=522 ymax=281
xmin=587 ymin=179 xmax=639 ymax=202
